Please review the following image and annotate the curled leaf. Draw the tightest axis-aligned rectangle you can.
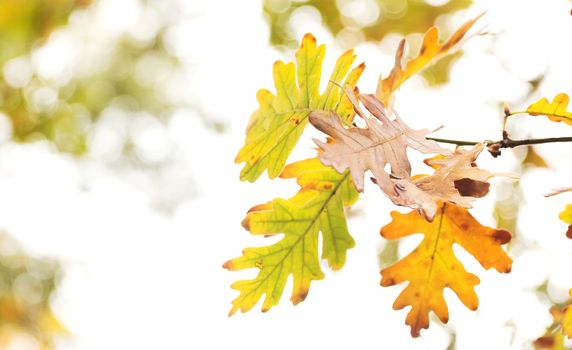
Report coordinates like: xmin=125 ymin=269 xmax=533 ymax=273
xmin=309 ymin=93 xmax=450 ymax=193
xmin=380 ymin=203 xmax=512 ymax=337
xmin=393 ymin=143 xmax=515 ymax=220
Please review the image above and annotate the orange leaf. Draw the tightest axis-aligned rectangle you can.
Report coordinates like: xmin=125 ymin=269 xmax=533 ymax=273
xmin=380 ymin=202 xmax=512 ymax=337
xmin=376 ymin=13 xmax=484 ymax=105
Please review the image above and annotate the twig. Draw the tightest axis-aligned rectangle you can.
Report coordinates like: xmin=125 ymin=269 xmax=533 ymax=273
xmin=427 ymin=134 xmax=572 ymax=157
xmin=428 ymin=136 xmax=572 ymax=147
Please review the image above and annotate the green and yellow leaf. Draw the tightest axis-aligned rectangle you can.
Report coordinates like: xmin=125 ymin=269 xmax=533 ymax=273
xmin=527 ymin=93 xmax=572 ymax=126
xmin=235 ymin=34 xmax=365 ymax=182
xmin=380 ymin=202 xmax=512 ymax=337
xmin=376 ymin=13 xmax=483 ymax=105
xmin=224 ymin=157 xmax=359 ymax=315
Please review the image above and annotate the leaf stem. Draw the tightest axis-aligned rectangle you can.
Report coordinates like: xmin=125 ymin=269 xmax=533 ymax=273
xmin=426 ymin=137 xmax=481 ymax=146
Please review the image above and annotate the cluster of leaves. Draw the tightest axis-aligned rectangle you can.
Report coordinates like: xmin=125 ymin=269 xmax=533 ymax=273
xmin=226 ymin=14 xmax=572 ymax=340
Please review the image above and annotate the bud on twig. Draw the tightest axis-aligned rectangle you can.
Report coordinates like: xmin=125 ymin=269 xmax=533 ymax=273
xmin=503 ymin=102 xmax=511 ymax=117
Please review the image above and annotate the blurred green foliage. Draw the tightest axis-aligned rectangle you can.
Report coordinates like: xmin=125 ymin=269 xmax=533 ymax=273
xmin=0 ymin=0 xmax=91 ymax=153
xmin=263 ymin=0 xmax=472 ymax=45
xmin=0 ymin=232 xmax=63 ymax=349
xmin=0 ymin=0 xmax=90 ymax=60
xmin=263 ymin=0 xmax=472 ymax=88
xmin=0 ymin=0 xmax=183 ymax=155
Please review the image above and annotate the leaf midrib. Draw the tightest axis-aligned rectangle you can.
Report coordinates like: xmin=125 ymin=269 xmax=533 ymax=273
xmin=238 ymin=172 xmax=350 ymax=304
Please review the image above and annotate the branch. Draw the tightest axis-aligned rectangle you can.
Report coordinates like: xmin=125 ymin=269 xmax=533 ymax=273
xmin=500 ymin=136 xmax=572 ymax=147
xmin=427 ymin=134 xmax=572 ymax=157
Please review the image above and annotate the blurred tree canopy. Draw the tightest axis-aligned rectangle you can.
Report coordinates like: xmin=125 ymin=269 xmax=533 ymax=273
xmin=264 ymin=0 xmax=472 ymax=46
xmin=0 ymin=0 xmax=91 ymax=152
xmin=263 ymin=0 xmax=472 ymax=85
xmin=0 ymin=0 xmax=189 ymax=155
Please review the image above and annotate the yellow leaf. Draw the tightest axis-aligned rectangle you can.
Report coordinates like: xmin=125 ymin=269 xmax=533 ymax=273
xmin=527 ymin=93 xmax=572 ymax=126
xmin=224 ymin=157 xmax=359 ymax=315
xmin=236 ymin=34 xmax=365 ymax=181
xmin=558 ymin=204 xmax=572 ymax=239
xmin=563 ymin=298 xmax=572 ymax=339
xmin=376 ymin=13 xmax=484 ymax=105
xmin=380 ymin=202 xmax=512 ymax=337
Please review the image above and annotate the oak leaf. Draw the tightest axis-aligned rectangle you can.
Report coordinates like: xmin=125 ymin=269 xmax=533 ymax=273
xmin=235 ymin=33 xmax=364 ymax=182
xmin=309 ymin=93 xmax=450 ymax=194
xmin=380 ymin=203 xmax=512 ymax=337
xmin=376 ymin=13 xmax=484 ymax=105
xmin=224 ymin=157 xmax=358 ymax=315
xmin=527 ymin=93 xmax=572 ymax=126
xmin=393 ymin=143 xmax=510 ymax=220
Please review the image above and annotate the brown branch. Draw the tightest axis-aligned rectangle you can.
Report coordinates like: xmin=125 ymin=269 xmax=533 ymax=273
xmin=427 ymin=134 xmax=572 ymax=157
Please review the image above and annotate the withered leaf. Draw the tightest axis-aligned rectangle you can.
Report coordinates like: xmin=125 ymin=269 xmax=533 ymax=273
xmin=393 ymin=143 xmax=513 ymax=220
xmin=309 ymin=93 xmax=450 ymax=194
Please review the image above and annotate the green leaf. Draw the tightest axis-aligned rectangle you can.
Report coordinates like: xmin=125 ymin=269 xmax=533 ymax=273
xmin=235 ymin=34 xmax=364 ymax=181
xmin=224 ymin=157 xmax=358 ymax=315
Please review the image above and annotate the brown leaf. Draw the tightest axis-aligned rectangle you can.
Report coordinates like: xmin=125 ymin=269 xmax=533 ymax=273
xmin=309 ymin=93 xmax=450 ymax=193
xmin=392 ymin=144 xmax=514 ymax=220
